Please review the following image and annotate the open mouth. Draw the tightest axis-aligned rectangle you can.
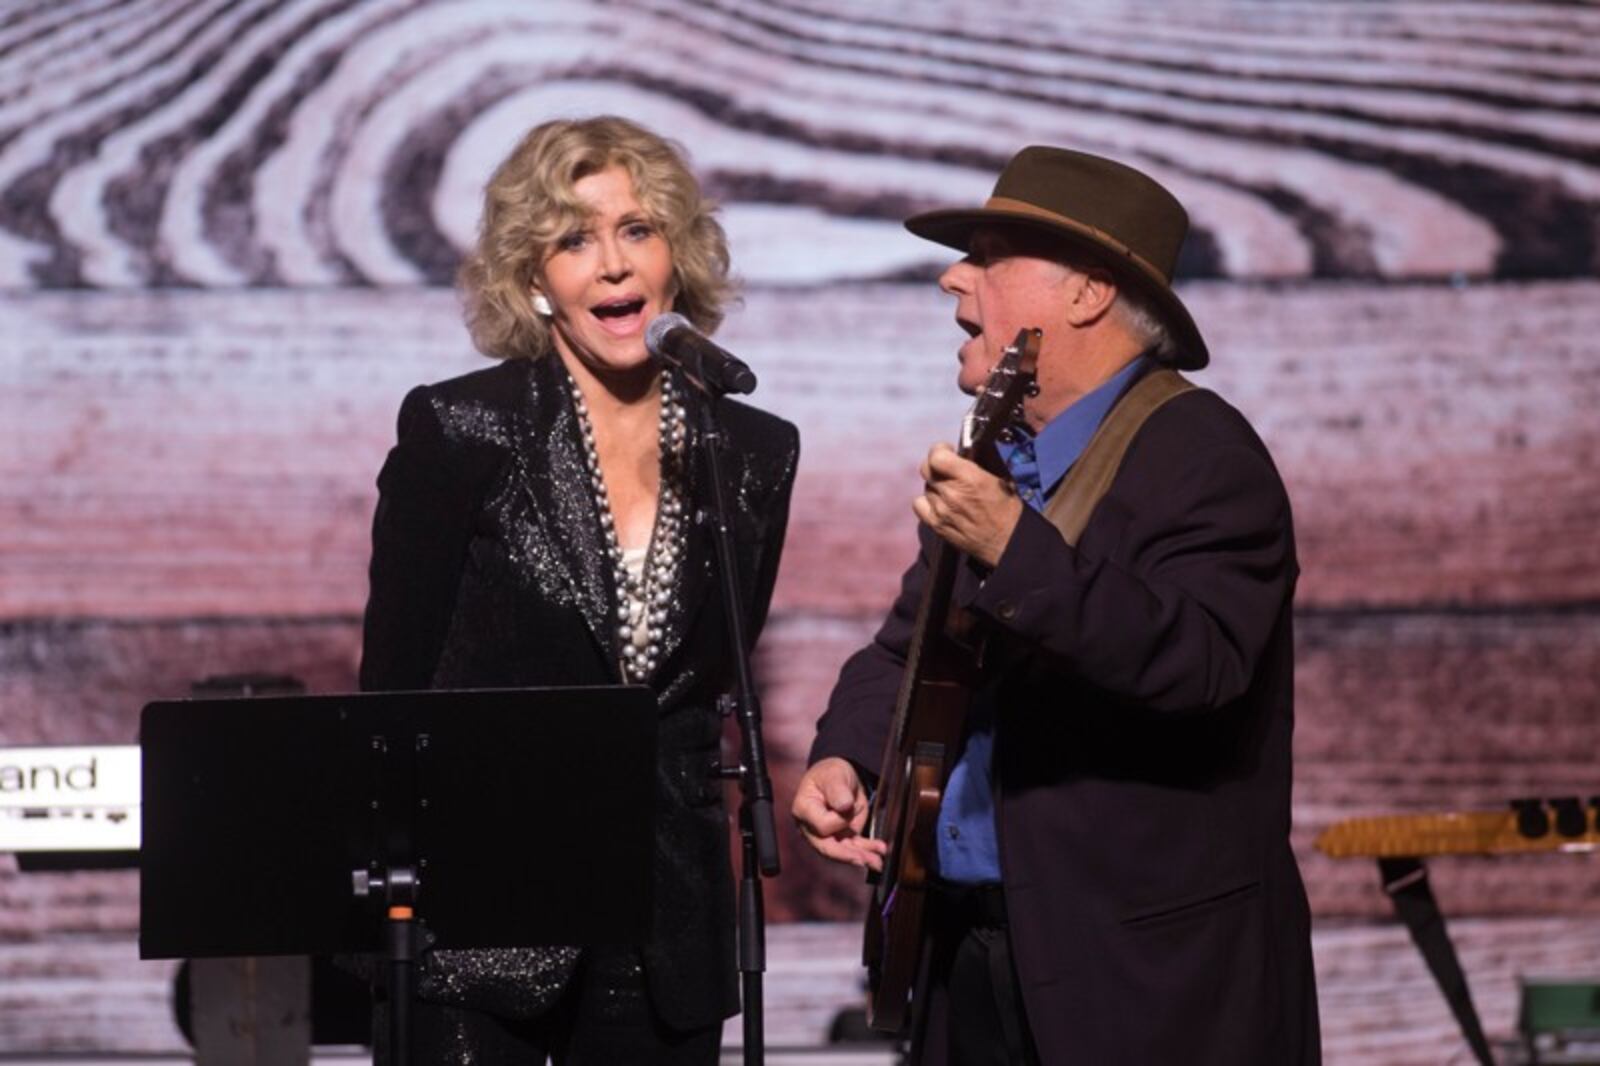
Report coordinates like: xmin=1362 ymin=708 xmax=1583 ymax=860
xmin=592 ymin=297 xmax=646 ymax=321
xmin=956 ymin=315 xmax=982 ymax=339
xmin=589 ymin=296 xmax=649 ymax=338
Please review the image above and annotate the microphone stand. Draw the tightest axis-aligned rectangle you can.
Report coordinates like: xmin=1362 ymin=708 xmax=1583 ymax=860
xmin=676 ymin=358 xmax=780 ymax=1066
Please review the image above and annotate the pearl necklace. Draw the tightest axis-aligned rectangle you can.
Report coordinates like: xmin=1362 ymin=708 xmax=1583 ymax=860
xmin=570 ymin=373 xmax=688 ymax=683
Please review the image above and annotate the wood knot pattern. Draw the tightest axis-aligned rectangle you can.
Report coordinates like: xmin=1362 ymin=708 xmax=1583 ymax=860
xmin=4 ymin=3 xmax=1600 ymax=1058
xmin=0 ymin=0 xmax=1597 ymax=288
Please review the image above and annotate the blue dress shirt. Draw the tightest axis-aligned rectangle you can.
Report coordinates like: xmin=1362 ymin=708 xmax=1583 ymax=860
xmin=934 ymin=356 xmax=1150 ymax=884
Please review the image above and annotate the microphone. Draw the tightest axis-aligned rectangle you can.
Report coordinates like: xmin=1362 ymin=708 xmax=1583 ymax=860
xmin=645 ymin=312 xmax=758 ymax=395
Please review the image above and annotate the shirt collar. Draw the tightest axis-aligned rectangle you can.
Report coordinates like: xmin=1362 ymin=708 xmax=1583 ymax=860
xmin=1031 ymin=355 xmax=1150 ymax=498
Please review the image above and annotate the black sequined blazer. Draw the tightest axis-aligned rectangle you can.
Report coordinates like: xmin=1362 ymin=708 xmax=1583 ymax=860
xmin=359 ymin=353 xmax=799 ymax=1030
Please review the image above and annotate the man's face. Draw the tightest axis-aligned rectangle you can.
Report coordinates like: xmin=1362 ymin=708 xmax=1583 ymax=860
xmin=937 ymin=225 xmax=1081 ymax=398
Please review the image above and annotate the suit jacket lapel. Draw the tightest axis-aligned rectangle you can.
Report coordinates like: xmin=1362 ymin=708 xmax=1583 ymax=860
xmin=652 ymin=382 xmax=712 ymax=675
xmin=508 ymin=356 xmax=621 ymax=677
xmin=501 ymin=360 xmax=746 ymax=689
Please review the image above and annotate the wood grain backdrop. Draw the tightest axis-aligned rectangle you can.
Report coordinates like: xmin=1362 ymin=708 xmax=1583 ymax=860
xmin=3 ymin=0 xmax=1599 ymax=1060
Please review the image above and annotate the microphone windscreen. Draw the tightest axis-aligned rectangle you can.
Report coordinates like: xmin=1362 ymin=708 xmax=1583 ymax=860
xmin=645 ymin=311 xmax=690 ymax=356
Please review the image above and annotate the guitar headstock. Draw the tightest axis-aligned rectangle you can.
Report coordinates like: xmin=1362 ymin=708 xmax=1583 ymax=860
xmin=959 ymin=328 xmax=1041 ymax=463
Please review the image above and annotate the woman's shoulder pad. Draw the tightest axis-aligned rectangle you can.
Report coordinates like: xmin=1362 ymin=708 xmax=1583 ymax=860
xmin=412 ymin=357 xmax=533 ymax=410
xmin=396 ymin=359 xmax=534 ymax=455
xmin=711 ymin=397 xmax=799 ymax=453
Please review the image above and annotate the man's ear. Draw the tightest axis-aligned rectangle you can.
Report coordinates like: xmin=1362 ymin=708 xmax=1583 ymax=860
xmin=1063 ymin=268 xmax=1118 ymax=327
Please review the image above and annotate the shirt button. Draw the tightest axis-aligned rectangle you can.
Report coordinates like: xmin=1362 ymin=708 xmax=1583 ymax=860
xmin=946 ymin=825 xmax=960 ymax=839
xmin=997 ymin=603 xmax=1017 ymax=621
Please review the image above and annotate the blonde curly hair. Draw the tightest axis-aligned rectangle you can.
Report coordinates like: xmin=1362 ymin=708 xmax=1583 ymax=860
xmin=458 ymin=115 xmax=733 ymax=360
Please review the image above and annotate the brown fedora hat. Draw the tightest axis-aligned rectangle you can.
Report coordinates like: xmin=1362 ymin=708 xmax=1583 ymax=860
xmin=905 ymin=146 xmax=1208 ymax=370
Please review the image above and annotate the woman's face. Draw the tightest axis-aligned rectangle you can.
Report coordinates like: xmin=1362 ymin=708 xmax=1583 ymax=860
xmin=535 ymin=165 xmax=676 ymax=386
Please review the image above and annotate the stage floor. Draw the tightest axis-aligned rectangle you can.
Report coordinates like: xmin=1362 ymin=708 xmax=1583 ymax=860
xmin=4 ymin=918 xmax=1600 ymax=1064
xmin=0 ymin=1053 xmax=898 ymax=1066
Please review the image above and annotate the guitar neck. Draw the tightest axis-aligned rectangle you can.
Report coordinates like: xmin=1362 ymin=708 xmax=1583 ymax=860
xmin=1316 ymin=806 xmax=1600 ymax=859
xmin=865 ymin=326 xmax=1040 ymax=843
xmin=872 ymin=538 xmax=964 ymax=805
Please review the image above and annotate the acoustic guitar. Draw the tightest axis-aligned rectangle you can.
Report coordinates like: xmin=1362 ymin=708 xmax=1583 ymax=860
xmin=862 ymin=327 xmax=1041 ymax=1033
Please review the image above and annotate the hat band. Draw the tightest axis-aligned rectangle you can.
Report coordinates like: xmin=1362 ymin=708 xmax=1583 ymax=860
xmin=983 ymin=195 xmax=1171 ymax=284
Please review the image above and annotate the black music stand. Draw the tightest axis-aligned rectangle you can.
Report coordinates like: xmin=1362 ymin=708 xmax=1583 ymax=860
xmin=140 ymin=686 xmax=656 ymax=1063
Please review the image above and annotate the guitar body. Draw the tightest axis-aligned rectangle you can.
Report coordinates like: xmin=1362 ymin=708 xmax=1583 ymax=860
xmin=864 ymin=681 xmax=970 ymax=1032
xmin=860 ymin=329 xmax=1040 ymax=1034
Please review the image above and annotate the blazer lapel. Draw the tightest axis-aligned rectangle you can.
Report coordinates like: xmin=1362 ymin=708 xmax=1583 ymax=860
xmin=508 ymin=357 xmax=621 ymax=676
xmin=500 ymin=361 xmax=744 ymax=689
xmin=651 ymin=381 xmax=712 ymax=676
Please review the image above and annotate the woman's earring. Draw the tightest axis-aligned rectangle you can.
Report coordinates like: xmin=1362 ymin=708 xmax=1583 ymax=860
xmin=532 ymin=293 xmax=553 ymax=317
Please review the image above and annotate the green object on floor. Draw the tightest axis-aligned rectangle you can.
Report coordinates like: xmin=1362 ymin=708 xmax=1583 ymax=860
xmin=1521 ymin=978 xmax=1600 ymax=1036
xmin=1519 ymin=977 xmax=1600 ymax=1065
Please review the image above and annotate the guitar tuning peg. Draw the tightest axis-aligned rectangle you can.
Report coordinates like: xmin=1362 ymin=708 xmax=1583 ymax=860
xmin=1026 ymin=380 xmax=1040 ymax=397
xmin=1510 ymin=797 xmax=1549 ymax=839
xmin=1549 ymin=796 xmax=1586 ymax=837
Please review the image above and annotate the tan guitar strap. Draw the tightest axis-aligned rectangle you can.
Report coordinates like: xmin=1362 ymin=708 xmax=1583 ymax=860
xmin=1041 ymin=367 xmax=1194 ymax=547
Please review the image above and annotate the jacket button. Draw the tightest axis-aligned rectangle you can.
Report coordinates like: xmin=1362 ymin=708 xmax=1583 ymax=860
xmin=997 ymin=602 xmax=1017 ymax=621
